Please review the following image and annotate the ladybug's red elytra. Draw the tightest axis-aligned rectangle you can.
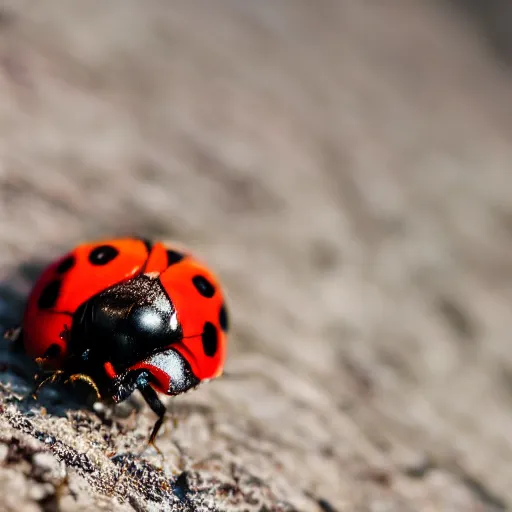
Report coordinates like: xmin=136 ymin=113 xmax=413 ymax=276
xmin=20 ymin=238 xmax=229 ymax=447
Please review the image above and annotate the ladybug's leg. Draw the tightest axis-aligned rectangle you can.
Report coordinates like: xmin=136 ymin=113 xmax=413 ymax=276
xmin=136 ymin=376 xmax=166 ymax=457
xmin=65 ymin=373 xmax=102 ymax=402
xmin=111 ymin=370 xmax=167 ymax=457
xmin=32 ymin=370 xmax=65 ymax=399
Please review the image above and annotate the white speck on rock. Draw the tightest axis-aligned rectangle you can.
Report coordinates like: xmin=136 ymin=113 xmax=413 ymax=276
xmin=33 ymin=451 xmax=60 ymax=473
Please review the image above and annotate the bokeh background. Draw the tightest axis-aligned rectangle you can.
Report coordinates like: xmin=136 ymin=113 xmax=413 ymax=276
xmin=0 ymin=1 xmax=511 ymax=511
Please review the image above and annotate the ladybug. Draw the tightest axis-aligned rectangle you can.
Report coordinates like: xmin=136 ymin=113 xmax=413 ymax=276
xmin=19 ymin=238 xmax=228 ymax=448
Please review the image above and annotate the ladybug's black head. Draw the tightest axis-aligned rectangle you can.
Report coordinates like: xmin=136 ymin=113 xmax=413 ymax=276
xmin=69 ymin=273 xmax=183 ymax=372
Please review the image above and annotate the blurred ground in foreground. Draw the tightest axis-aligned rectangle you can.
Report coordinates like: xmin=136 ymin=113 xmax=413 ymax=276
xmin=0 ymin=1 xmax=511 ymax=511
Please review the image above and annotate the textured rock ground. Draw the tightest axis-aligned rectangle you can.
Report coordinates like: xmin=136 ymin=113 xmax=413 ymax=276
xmin=0 ymin=1 xmax=511 ymax=510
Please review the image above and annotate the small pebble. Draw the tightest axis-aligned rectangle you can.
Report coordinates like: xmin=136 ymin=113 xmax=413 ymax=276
xmin=93 ymin=402 xmax=105 ymax=414
xmin=33 ymin=452 xmax=59 ymax=473
xmin=28 ymin=482 xmax=54 ymax=501
xmin=33 ymin=451 xmax=67 ymax=483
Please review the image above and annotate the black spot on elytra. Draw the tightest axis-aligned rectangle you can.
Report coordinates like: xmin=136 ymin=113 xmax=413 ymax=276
xmin=192 ymin=275 xmax=215 ymax=298
xmin=166 ymin=249 xmax=185 ymax=266
xmin=219 ymin=303 xmax=229 ymax=332
xmin=202 ymin=322 xmax=218 ymax=357
xmin=88 ymin=245 xmax=119 ymax=266
xmin=56 ymin=255 xmax=75 ymax=274
xmin=44 ymin=343 xmax=61 ymax=359
xmin=38 ymin=280 xmax=61 ymax=309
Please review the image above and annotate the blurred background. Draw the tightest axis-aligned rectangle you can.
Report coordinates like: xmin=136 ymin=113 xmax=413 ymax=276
xmin=0 ymin=1 xmax=511 ymax=510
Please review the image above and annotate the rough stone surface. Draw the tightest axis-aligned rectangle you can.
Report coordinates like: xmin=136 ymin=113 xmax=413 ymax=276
xmin=0 ymin=0 xmax=511 ymax=510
